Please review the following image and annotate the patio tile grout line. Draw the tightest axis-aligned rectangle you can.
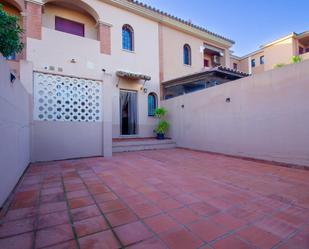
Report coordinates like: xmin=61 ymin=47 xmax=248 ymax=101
xmin=57 ymin=166 xmax=309 ymax=249
xmin=61 ymin=176 xmax=81 ymax=249
xmin=96 ymin=170 xmax=304 ymax=249
xmin=32 ymin=173 xmax=45 ymax=249
xmin=2 ymin=154 xmax=309 ymax=249
xmin=271 ymin=219 xmax=309 ymax=249
xmin=108 ymin=175 xmax=243 ymax=247
xmin=76 ymin=171 xmax=125 ymax=249
xmin=206 ymin=201 xmax=302 ymax=248
xmin=93 ymin=167 xmax=244 ymax=248
xmin=123 ymin=189 xmax=209 ymax=247
xmin=89 ymin=169 xmax=171 ymax=249
xmin=66 ymin=169 xmax=305 ymax=249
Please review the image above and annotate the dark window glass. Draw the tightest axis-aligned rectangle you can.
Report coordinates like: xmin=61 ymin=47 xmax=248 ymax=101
xmin=260 ymin=56 xmax=265 ymax=65
xmin=183 ymin=44 xmax=191 ymax=65
xmin=122 ymin=25 xmax=134 ymax=51
xmin=299 ymin=47 xmax=304 ymax=55
xmin=204 ymin=59 xmax=209 ymax=67
xmin=251 ymin=59 xmax=256 ymax=67
xmin=55 ymin=16 xmax=85 ymax=37
xmin=233 ymin=63 xmax=238 ymax=70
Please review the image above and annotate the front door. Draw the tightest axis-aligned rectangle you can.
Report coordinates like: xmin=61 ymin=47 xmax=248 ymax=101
xmin=120 ymin=90 xmax=137 ymax=135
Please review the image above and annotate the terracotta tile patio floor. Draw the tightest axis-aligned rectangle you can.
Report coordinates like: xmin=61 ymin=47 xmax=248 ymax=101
xmin=1 ymin=148 xmax=309 ymax=249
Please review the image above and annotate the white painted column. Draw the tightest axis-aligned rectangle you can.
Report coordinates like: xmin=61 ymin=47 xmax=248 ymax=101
xmin=224 ymin=49 xmax=231 ymax=68
xmin=19 ymin=60 xmax=33 ymax=162
xmin=248 ymin=56 xmax=252 ymax=75
xmin=102 ymin=73 xmax=113 ymax=157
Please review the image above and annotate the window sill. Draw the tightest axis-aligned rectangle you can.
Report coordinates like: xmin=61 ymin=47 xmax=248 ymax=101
xmin=183 ymin=64 xmax=192 ymax=68
xmin=122 ymin=49 xmax=135 ymax=54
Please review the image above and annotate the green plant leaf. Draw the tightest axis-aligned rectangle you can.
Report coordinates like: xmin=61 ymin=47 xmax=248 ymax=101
xmin=0 ymin=4 xmax=24 ymax=57
xmin=273 ymin=63 xmax=285 ymax=69
xmin=291 ymin=55 xmax=302 ymax=64
xmin=154 ymin=107 xmax=167 ymax=119
xmin=154 ymin=120 xmax=169 ymax=134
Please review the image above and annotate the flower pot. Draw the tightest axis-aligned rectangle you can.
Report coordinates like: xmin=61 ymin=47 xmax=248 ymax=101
xmin=156 ymin=133 xmax=165 ymax=140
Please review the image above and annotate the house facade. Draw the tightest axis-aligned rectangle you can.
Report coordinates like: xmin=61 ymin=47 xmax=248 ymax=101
xmin=1 ymin=0 xmax=234 ymax=159
xmin=232 ymin=31 xmax=309 ymax=74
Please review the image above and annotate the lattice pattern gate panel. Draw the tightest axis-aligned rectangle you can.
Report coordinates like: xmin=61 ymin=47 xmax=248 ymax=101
xmin=33 ymin=72 xmax=102 ymax=122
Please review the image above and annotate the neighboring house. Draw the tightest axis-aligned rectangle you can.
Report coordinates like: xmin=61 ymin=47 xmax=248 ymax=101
xmin=231 ymin=31 xmax=309 ymax=74
xmin=0 ymin=0 xmax=234 ymax=144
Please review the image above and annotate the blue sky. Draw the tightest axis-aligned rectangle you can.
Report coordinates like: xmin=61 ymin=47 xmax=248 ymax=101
xmin=140 ymin=0 xmax=309 ymax=56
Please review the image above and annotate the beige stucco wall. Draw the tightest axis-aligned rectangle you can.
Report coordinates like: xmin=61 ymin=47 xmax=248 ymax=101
xmin=31 ymin=121 xmax=103 ymax=162
xmin=27 ymin=0 xmax=160 ymax=138
xmin=263 ymin=37 xmax=295 ymax=71
xmin=238 ymin=57 xmax=249 ymax=74
xmin=162 ymin=60 xmax=309 ymax=166
xmin=251 ymin=50 xmax=265 ymax=74
xmin=235 ymin=36 xmax=308 ymax=74
xmin=230 ymin=57 xmax=239 ymax=68
xmin=161 ymin=25 xmax=229 ymax=82
xmin=236 ymin=50 xmax=265 ymax=75
xmin=161 ymin=25 xmax=204 ymax=81
xmin=0 ymin=56 xmax=31 ymax=207
xmin=42 ymin=3 xmax=98 ymax=40
xmin=23 ymin=0 xmax=232 ymax=142
xmin=300 ymin=52 xmax=309 ymax=61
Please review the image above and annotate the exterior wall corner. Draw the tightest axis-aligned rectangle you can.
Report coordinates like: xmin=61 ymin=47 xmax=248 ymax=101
xmin=98 ymin=23 xmax=112 ymax=55
xmin=26 ymin=1 xmax=42 ymax=40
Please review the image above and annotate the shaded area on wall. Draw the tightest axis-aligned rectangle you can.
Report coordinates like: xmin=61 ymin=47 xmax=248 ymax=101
xmin=162 ymin=60 xmax=309 ymax=167
xmin=0 ymin=56 xmax=30 ymax=207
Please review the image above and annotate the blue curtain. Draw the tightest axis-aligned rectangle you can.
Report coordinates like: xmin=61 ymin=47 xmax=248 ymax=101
xmin=122 ymin=27 xmax=132 ymax=51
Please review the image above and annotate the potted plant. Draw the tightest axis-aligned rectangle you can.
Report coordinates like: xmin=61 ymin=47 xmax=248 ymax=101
xmin=154 ymin=107 xmax=169 ymax=140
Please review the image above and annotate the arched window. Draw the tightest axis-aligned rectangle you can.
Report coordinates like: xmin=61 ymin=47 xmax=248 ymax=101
xmin=122 ymin=24 xmax=134 ymax=51
xmin=183 ymin=44 xmax=191 ymax=65
xmin=148 ymin=93 xmax=157 ymax=116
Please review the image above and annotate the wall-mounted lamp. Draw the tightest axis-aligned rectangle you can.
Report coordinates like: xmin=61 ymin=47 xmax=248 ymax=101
xmin=226 ymin=97 xmax=231 ymax=103
xmin=142 ymin=87 xmax=148 ymax=94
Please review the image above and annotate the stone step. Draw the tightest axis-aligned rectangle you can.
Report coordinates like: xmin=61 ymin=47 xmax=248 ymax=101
xmin=112 ymin=139 xmax=176 ymax=153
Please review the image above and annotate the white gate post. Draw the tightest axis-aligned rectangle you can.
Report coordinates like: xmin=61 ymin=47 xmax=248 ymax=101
xmin=102 ymin=74 xmax=113 ymax=157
